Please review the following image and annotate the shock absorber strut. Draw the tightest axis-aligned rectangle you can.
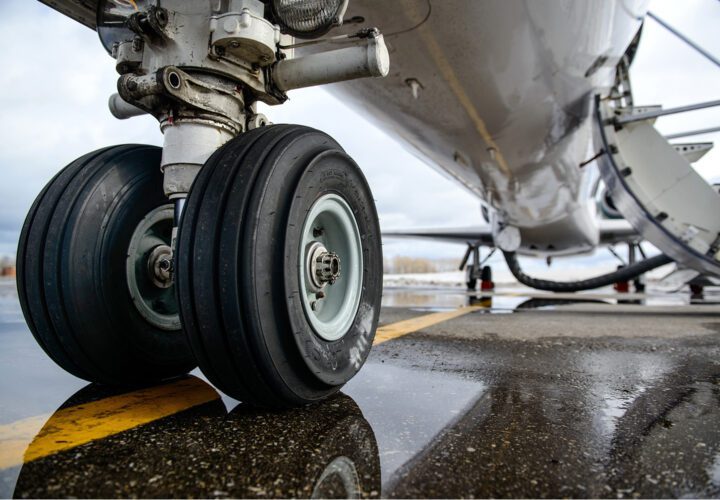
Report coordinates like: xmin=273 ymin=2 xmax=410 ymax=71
xmin=103 ymin=0 xmax=388 ymax=275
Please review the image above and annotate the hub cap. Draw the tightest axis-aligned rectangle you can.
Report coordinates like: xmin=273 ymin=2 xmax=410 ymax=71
xmin=126 ymin=205 xmax=180 ymax=331
xmin=299 ymin=194 xmax=363 ymax=342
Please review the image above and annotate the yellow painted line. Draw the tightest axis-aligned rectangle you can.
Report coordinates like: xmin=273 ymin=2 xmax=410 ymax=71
xmin=0 ymin=309 xmax=477 ymax=470
xmin=374 ymin=306 xmax=482 ymax=344
xmin=0 ymin=377 xmax=219 ymax=470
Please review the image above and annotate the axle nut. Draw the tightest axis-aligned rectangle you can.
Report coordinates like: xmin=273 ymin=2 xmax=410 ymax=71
xmin=315 ymin=251 xmax=341 ymax=285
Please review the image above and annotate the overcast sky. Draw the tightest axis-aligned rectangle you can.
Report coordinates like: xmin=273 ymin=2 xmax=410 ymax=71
xmin=0 ymin=0 xmax=718 ymax=269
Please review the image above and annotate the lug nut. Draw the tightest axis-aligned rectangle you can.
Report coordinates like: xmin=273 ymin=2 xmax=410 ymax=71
xmin=158 ymin=258 xmax=172 ymax=273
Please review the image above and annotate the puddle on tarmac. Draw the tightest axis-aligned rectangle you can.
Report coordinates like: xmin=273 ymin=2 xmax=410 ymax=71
xmin=581 ymin=350 xmax=673 ymax=445
xmin=382 ymin=287 xmax=529 ymax=312
xmin=0 ymin=281 xmax=23 ymax=325
xmin=707 ymin=451 xmax=720 ymax=487
xmin=382 ymin=284 xmax=718 ymax=311
xmin=344 ymin=360 xmax=487 ymax=484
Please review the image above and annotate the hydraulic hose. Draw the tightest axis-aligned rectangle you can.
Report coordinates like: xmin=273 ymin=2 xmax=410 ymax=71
xmin=503 ymin=252 xmax=673 ymax=293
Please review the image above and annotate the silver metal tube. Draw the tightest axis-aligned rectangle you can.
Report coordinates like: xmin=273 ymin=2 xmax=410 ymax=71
xmin=174 ymin=197 xmax=186 ymax=225
xmin=108 ymin=93 xmax=147 ymax=119
xmin=615 ymin=99 xmax=720 ymax=125
xmin=273 ymin=34 xmax=390 ymax=92
xmin=665 ymin=126 xmax=720 ymax=140
xmin=647 ymin=12 xmax=720 ymax=69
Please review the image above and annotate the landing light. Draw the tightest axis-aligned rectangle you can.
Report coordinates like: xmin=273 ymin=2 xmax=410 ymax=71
xmin=272 ymin=0 xmax=349 ymax=39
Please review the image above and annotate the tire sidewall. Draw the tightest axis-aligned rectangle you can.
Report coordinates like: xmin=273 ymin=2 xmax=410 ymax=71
xmin=284 ymin=150 xmax=382 ymax=386
xmin=61 ymin=147 xmax=192 ymax=380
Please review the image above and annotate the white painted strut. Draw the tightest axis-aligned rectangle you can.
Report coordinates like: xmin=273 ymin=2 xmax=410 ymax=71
xmin=108 ymin=93 xmax=147 ymax=119
xmin=273 ymin=34 xmax=390 ymax=92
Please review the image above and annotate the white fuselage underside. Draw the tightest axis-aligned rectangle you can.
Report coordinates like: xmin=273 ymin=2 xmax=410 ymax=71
xmin=326 ymin=0 xmax=647 ymax=255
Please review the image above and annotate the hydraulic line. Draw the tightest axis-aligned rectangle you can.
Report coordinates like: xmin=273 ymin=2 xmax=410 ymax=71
xmin=503 ymin=252 xmax=673 ymax=293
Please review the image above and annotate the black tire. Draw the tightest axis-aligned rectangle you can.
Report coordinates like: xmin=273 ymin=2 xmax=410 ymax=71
xmin=177 ymin=125 xmax=382 ymax=407
xmin=16 ymin=145 xmax=195 ymax=385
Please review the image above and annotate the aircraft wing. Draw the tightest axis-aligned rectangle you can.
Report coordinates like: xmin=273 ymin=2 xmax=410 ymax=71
xmin=382 ymin=226 xmax=494 ymax=246
xmin=382 ymin=219 xmax=638 ymax=248
xmin=39 ymin=0 xmax=98 ymax=29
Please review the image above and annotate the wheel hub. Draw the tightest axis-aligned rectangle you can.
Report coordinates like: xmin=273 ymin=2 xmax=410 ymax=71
xmin=308 ymin=243 xmax=342 ymax=289
xmin=148 ymin=245 xmax=173 ymax=289
xmin=126 ymin=205 xmax=180 ymax=331
xmin=299 ymin=194 xmax=363 ymax=342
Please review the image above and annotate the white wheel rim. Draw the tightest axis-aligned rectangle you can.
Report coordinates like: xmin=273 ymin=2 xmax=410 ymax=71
xmin=299 ymin=194 xmax=363 ymax=342
xmin=126 ymin=205 xmax=180 ymax=331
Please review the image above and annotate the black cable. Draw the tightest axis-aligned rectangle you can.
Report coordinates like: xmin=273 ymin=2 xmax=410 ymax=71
xmin=385 ymin=0 xmax=432 ymax=38
xmin=503 ymin=251 xmax=672 ymax=293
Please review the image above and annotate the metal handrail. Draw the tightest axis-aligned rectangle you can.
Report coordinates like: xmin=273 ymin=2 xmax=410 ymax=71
xmin=665 ymin=126 xmax=720 ymax=140
xmin=615 ymin=99 xmax=720 ymax=125
xmin=647 ymin=11 xmax=720 ymax=69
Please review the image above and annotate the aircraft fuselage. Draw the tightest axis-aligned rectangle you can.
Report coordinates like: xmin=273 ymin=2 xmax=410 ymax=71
xmin=329 ymin=0 xmax=648 ymax=255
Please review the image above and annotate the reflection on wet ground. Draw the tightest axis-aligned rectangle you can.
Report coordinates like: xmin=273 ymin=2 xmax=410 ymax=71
xmin=2 ymin=279 xmax=720 ymax=497
xmin=381 ymin=285 xmax=720 ymax=311
xmin=11 ymin=380 xmax=380 ymax=498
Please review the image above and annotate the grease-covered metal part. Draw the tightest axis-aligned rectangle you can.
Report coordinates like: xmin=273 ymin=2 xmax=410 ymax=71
xmin=160 ymin=121 xmax=235 ymax=197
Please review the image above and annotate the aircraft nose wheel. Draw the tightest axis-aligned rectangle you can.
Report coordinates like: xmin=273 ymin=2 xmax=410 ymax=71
xmin=177 ymin=125 xmax=382 ymax=407
xmin=17 ymin=145 xmax=195 ymax=384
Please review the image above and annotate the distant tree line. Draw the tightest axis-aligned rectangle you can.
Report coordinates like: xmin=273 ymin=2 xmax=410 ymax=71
xmin=383 ymin=256 xmax=460 ymax=274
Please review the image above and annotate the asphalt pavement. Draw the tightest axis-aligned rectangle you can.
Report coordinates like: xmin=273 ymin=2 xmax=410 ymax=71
xmin=2 ymin=278 xmax=720 ymax=498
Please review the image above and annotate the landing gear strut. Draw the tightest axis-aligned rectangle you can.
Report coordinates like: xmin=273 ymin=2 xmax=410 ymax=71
xmin=461 ymin=243 xmax=481 ymax=290
xmin=461 ymin=243 xmax=495 ymax=291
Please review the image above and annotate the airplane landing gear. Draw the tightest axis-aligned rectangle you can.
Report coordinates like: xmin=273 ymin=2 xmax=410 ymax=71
xmin=17 ymin=129 xmax=382 ymax=406
xmin=461 ymin=243 xmax=481 ymax=290
xmin=461 ymin=243 xmax=495 ymax=292
xmin=17 ymin=1 xmax=388 ymax=406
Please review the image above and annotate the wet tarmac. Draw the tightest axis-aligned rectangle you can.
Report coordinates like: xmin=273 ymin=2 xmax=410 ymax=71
xmin=2 ymin=278 xmax=720 ymax=498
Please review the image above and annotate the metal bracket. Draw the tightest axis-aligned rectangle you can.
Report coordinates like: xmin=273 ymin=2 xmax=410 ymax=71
xmin=127 ymin=6 xmax=171 ymax=44
xmin=160 ymin=67 xmax=246 ymax=132
xmin=119 ymin=67 xmax=246 ymax=133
